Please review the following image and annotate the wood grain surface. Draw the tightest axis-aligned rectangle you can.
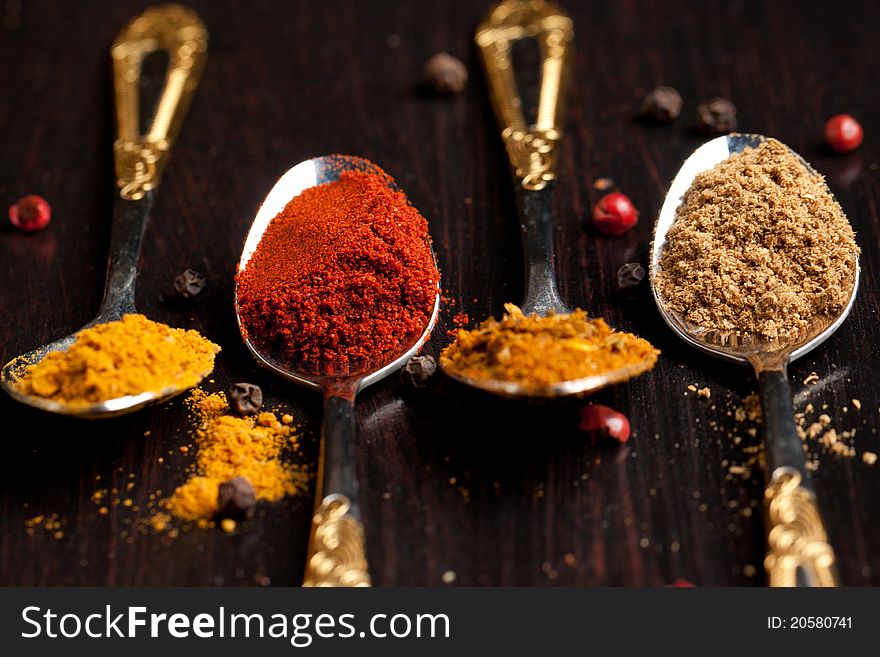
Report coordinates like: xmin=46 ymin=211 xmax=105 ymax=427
xmin=1 ymin=0 xmax=878 ymax=586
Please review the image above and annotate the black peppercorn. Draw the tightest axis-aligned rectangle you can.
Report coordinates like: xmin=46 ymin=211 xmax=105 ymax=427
xmin=617 ymin=262 xmax=646 ymax=289
xmin=229 ymin=382 xmax=263 ymax=415
xmin=640 ymin=86 xmax=683 ymax=123
xmin=173 ymin=269 xmax=206 ymax=300
xmin=696 ymin=98 xmax=737 ymax=134
xmin=401 ymin=355 xmax=438 ymax=388
xmin=422 ymin=53 xmax=468 ymax=95
xmin=216 ymin=476 xmax=257 ymax=521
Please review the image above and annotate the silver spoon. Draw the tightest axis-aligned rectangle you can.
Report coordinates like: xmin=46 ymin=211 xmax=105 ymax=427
xmin=650 ymin=133 xmax=859 ymax=587
xmin=1 ymin=6 xmax=208 ymax=419
xmin=442 ymin=0 xmax=655 ymax=399
xmin=234 ymin=154 xmax=440 ymax=587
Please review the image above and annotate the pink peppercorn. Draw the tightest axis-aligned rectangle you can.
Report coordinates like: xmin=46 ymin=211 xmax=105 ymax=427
xmin=592 ymin=192 xmax=638 ymax=236
xmin=824 ymin=114 xmax=863 ymax=153
xmin=9 ymin=195 xmax=51 ymax=232
xmin=579 ymin=404 xmax=631 ymax=444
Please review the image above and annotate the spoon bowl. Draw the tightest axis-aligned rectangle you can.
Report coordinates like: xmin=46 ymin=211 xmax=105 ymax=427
xmin=236 ymin=154 xmax=440 ymax=394
xmin=235 ymin=154 xmax=440 ymax=587
xmin=650 ymin=133 xmax=858 ymax=587
xmin=1 ymin=322 xmax=213 ymax=419
xmin=650 ymin=133 xmax=860 ymax=366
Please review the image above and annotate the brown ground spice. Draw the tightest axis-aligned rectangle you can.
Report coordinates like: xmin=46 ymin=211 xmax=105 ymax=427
xmin=655 ymin=139 xmax=858 ymax=341
xmin=440 ymin=304 xmax=659 ymax=388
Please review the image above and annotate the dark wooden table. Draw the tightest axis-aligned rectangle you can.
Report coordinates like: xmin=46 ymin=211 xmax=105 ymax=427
xmin=1 ymin=0 xmax=878 ymax=586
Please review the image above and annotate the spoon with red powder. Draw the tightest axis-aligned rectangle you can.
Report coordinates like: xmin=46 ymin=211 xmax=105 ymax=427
xmin=235 ymin=154 xmax=440 ymax=587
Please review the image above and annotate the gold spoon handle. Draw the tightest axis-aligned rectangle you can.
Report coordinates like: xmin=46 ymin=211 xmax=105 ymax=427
xmin=475 ymin=0 xmax=573 ymax=191
xmin=111 ymin=4 xmax=208 ymax=201
xmin=754 ymin=367 xmax=839 ymax=586
xmin=764 ymin=468 xmax=838 ymax=587
xmin=303 ymin=394 xmax=371 ymax=587
xmin=303 ymin=494 xmax=371 ymax=587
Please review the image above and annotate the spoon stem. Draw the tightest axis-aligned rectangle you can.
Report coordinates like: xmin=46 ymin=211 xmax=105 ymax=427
xmin=95 ymin=195 xmax=154 ymax=322
xmin=517 ymin=184 xmax=569 ymax=316
xmin=302 ymin=391 xmax=371 ymax=586
xmin=321 ymin=393 xmax=361 ymax=514
xmin=754 ymin=366 xmax=839 ymax=586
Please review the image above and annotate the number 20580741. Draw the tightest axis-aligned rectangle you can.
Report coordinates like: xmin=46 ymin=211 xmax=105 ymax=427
xmin=768 ymin=617 xmax=852 ymax=629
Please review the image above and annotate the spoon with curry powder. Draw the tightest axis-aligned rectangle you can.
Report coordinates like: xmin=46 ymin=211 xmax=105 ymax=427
xmin=234 ymin=155 xmax=441 ymax=587
xmin=1 ymin=6 xmax=210 ymax=418
xmin=440 ymin=0 xmax=658 ymax=399
xmin=651 ymin=133 xmax=860 ymax=586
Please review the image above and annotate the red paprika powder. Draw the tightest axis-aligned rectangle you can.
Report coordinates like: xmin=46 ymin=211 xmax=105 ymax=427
xmin=235 ymin=164 xmax=439 ymax=374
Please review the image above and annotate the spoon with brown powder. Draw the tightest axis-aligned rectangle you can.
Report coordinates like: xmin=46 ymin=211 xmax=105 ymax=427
xmin=651 ymin=133 xmax=860 ymax=586
xmin=1 ymin=6 xmax=211 ymax=418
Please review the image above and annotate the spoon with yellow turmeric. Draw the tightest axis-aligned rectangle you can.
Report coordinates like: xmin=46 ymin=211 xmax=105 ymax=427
xmin=441 ymin=0 xmax=658 ymax=399
xmin=1 ymin=6 xmax=217 ymax=418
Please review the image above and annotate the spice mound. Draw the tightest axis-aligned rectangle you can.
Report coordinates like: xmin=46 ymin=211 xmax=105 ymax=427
xmin=440 ymin=304 xmax=659 ymax=389
xmin=655 ymin=139 xmax=858 ymax=341
xmin=15 ymin=314 xmax=219 ymax=405
xmin=235 ymin=165 xmax=439 ymax=374
xmin=162 ymin=389 xmax=308 ymax=522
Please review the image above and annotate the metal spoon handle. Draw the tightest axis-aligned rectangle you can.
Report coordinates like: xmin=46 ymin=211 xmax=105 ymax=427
xmin=112 ymin=5 xmax=207 ymax=201
xmin=755 ymin=368 xmax=839 ymax=587
xmin=476 ymin=0 xmax=572 ymax=191
xmin=303 ymin=394 xmax=371 ymax=587
xmin=477 ymin=0 xmax=573 ymax=315
xmin=98 ymin=6 xmax=207 ymax=320
xmin=515 ymin=183 xmax=567 ymax=315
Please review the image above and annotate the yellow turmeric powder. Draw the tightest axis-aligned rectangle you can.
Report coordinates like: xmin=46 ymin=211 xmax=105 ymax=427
xmin=162 ymin=390 xmax=308 ymax=521
xmin=16 ymin=314 xmax=219 ymax=405
xmin=440 ymin=303 xmax=659 ymax=389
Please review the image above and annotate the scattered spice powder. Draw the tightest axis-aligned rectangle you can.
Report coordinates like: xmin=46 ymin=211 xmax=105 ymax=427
xmin=440 ymin=304 xmax=658 ymax=389
xmin=655 ymin=139 xmax=858 ymax=341
xmin=236 ymin=163 xmax=439 ymax=374
xmin=160 ymin=390 xmax=308 ymax=522
xmin=15 ymin=314 xmax=219 ymax=405
xmin=452 ymin=312 xmax=469 ymax=327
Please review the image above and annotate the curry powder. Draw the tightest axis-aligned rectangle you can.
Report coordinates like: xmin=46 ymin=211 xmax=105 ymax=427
xmin=16 ymin=314 xmax=219 ymax=405
xmin=440 ymin=304 xmax=659 ymax=388
xmin=163 ymin=390 xmax=309 ymax=521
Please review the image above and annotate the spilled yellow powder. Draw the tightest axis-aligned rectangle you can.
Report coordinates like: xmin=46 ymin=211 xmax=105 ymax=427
xmin=162 ymin=390 xmax=308 ymax=521
xmin=16 ymin=314 xmax=219 ymax=404
xmin=188 ymin=387 xmax=229 ymax=421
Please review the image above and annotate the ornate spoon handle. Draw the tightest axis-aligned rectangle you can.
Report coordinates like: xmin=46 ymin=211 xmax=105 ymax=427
xmin=303 ymin=395 xmax=371 ymax=587
xmin=476 ymin=0 xmax=574 ymax=315
xmin=754 ymin=366 xmax=839 ymax=586
xmin=98 ymin=5 xmax=207 ymax=321
xmin=112 ymin=4 xmax=208 ymax=201
xmin=475 ymin=0 xmax=573 ymax=191
xmin=303 ymin=494 xmax=371 ymax=587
